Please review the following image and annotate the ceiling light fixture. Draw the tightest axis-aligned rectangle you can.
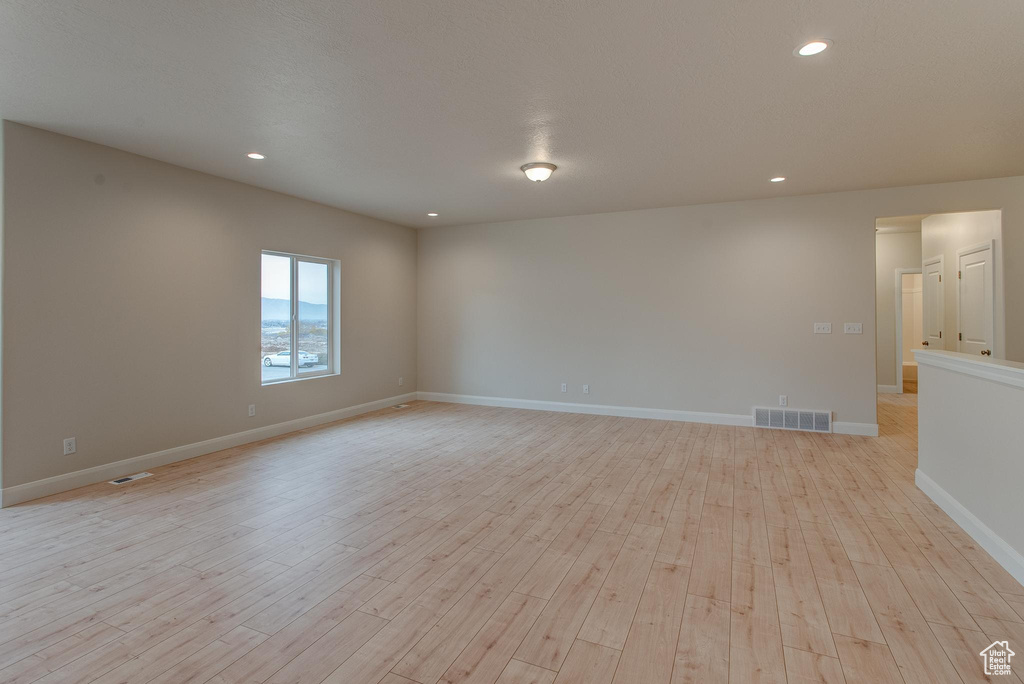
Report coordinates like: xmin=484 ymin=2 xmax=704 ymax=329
xmin=796 ymin=40 xmax=831 ymax=56
xmin=247 ymin=152 xmax=265 ymax=160
xmin=427 ymin=212 xmax=439 ymax=217
xmin=520 ymin=162 xmax=557 ymax=182
xmin=770 ymin=176 xmax=786 ymax=182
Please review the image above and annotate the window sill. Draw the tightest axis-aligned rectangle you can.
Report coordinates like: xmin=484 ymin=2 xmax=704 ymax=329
xmin=261 ymin=371 xmax=340 ymax=387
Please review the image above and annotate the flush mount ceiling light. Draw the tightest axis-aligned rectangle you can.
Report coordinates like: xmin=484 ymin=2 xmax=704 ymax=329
xmin=247 ymin=152 xmax=265 ymax=160
xmin=427 ymin=212 xmax=439 ymax=217
xmin=520 ymin=162 xmax=557 ymax=182
xmin=770 ymin=176 xmax=786 ymax=182
xmin=796 ymin=39 xmax=831 ymax=56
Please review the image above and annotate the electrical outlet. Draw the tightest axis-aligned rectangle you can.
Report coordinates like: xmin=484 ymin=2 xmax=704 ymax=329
xmin=844 ymin=322 xmax=863 ymax=334
xmin=561 ymin=383 xmax=567 ymax=393
xmin=63 ymin=437 xmax=77 ymax=455
xmin=779 ymin=395 xmax=788 ymax=407
xmin=813 ymin=322 xmax=832 ymax=334
xmin=582 ymin=384 xmax=590 ymax=395
xmin=398 ymin=376 xmax=404 ymax=386
xmin=248 ymin=404 xmax=256 ymax=417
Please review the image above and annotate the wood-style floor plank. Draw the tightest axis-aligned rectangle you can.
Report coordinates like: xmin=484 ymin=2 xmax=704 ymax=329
xmin=673 ymin=593 xmax=731 ymax=684
xmin=612 ymin=561 xmax=690 ymax=684
xmin=438 ymin=591 xmax=547 ymax=684
xmin=832 ymin=635 xmax=904 ymax=684
xmin=767 ymin=524 xmax=837 ymax=658
xmin=551 ymin=639 xmax=619 ymax=684
xmin=850 ymin=561 xmax=962 ymax=684
xmin=729 ymin=561 xmax=787 ymax=684
xmin=497 ymin=659 xmax=557 ymax=684
xmin=782 ymin=647 xmax=845 ymax=684
xmin=513 ymin=530 xmax=625 ymax=671
xmin=577 ymin=522 xmax=662 ymax=650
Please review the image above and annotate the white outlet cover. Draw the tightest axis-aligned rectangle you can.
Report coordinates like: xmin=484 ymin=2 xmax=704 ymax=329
xmin=248 ymin=404 xmax=256 ymax=416
xmin=582 ymin=384 xmax=590 ymax=394
xmin=814 ymin=322 xmax=832 ymax=334
xmin=63 ymin=437 xmax=76 ymax=455
xmin=844 ymin=323 xmax=863 ymax=334
xmin=560 ymin=383 xmax=567 ymax=393
xmin=399 ymin=377 xmax=404 ymax=386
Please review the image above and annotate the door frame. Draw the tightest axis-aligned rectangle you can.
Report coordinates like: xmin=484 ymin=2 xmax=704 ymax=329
xmin=922 ymin=253 xmax=944 ymax=352
xmin=894 ymin=267 xmax=922 ymax=394
xmin=955 ymin=239 xmax=996 ymax=356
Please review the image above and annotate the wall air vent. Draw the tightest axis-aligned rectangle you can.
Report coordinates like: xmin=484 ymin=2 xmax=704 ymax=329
xmin=108 ymin=472 xmax=153 ymax=485
xmin=753 ymin=408 xmax=832 ymax=433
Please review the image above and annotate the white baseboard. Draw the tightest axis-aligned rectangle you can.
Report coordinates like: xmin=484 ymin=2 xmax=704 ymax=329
xmin=416 ymin=392 xmax=878 ymax=436
xmin=0 ymin=392 xmax=417 ymax=508
xmin=915 ymin=468 xmax=1024 ymax=587
xmin=417 ymin=391 xmax=752 ymax=426
xmin=832 ymin=421 xmax=880 ymax=437
xmin=877 ymin=384 xmax=900 ymax=394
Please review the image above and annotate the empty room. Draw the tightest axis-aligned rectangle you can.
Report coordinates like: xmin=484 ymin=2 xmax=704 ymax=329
xmin=1 ymin=2 xmax=1023 ymax=683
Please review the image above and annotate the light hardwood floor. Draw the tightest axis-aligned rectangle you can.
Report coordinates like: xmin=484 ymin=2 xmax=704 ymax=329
xmin=0 ymin=394 xmax=1022 ymax=683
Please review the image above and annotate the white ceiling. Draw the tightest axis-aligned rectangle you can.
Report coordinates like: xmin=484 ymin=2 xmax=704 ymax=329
xmin=2 ymin=1 xmax=1023 ymax=228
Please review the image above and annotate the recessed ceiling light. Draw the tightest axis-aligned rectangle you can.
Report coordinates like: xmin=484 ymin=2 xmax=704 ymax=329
xmin=796 ymin=40 xmax=831 ymax=56
xmin=521 ymin=162 xmax=557 ymax=182
xmin=427 ymin=212 xmax=439 ymax=217
xmin=770 ymin=176 xmax=786 ymax=183
xmin=247 ymin=152 xmax=265 ymax=160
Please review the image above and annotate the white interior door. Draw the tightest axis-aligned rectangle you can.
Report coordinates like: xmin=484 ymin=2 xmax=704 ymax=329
xmin=957 ymin=242 xmax=994 ymax=357
xmin=922 ymin=256 xmax=944 ymax=350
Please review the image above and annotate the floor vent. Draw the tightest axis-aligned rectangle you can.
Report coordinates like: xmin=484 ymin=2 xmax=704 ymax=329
xmin=108 ymin=472 xmax=153 ymax=485
xmin=753 ymin=408 xmax=832 ymax=433
xmin=393 ymin=404 xmax=410 ymax=409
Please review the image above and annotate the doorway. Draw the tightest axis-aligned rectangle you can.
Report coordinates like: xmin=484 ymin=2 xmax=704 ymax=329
xmin=897 ymin=270 xmax=923 ymax=393
xmin=876 ymin=210 xmax=1003 ymax=397
xmin=875 ymin=216 xmax=924 ymax=394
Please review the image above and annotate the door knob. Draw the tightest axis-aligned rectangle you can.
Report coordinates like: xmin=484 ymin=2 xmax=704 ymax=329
xmin=981 ymin=349 xmax=991 ymax=356
xmin=921 ymin=341 xmax=929 ymax=346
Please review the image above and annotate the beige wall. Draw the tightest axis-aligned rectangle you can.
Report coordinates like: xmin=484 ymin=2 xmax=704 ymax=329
xmin=921 ymin=210 xmax=1004 ymax=356
xmin=875 ymin=230 xmax=922 ymax=387
xmin=419 ymin=176 xmax=1024 ymax=427
xmin=1 ymin=122 xmax=417 ymax=489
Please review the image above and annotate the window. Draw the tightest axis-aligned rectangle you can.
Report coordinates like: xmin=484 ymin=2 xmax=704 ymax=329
xmin=261 ymin=251 xmax=338 ymax=384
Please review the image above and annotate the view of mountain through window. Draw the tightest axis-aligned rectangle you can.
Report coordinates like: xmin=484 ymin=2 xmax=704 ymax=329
xmin=261 ymin=251 xmax=336 ymax=383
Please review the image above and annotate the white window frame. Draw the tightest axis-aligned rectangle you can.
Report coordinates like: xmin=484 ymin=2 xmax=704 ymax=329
xmin=261 ymin=250 xmax=339 ymax=385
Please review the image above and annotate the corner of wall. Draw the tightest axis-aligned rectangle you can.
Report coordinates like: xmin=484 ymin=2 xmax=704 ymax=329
xmin=413 ymin=228 xmax=421 ymax=394
xmin=0 ymin=120 xmax=6 ymax=494
xmin=1 ymin=124 xmax=420 ymax=497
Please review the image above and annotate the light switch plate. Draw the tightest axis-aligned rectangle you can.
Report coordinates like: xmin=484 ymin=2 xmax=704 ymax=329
xmin=814 ymin=322 xmax=832 ymax=334
xmin=844 ymin=323 xmax=863 ymax=334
